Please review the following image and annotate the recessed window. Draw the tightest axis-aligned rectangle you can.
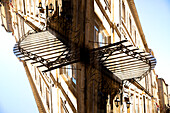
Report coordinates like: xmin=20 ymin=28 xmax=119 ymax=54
xmin=134 ymin=29 xmax=136 ymax=44
xmin=72 ymin=64 xmax=77 ymax=84
xmin=122 ymin=1 xmax=126 ymax=22
xmin=46 ymin=88 xmax=50 ymax=109
xmin=67 ymin=65 xmax=72 ymax=78
xmin=129 ymin=16 xmax=132 ymax=34
xmin=94 ymin=26 xmax=99 ymax=48
xmin=94 ymin=26 xmax=108 ymax=47
xmin=40 ymin=76 xmax=42 ymax=94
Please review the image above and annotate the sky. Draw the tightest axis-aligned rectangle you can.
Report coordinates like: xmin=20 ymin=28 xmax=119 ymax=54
xmin=0 ymin=21 xmax=38 ymax=112
xmin=0 ymin=0 xmax=170 ymax=113
xmin=134 ymin=0 xmax=170 ymax=85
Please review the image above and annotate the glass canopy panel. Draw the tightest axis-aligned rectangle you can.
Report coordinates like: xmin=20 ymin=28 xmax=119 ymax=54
xmin=13 ymin=31 xmax=80 ymax=72
xmin=92 ymin=40 xmax=156 ymax=80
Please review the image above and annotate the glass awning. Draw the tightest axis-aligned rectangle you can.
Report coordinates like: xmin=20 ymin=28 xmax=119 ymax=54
xmin=13 ymin=31 xmax=80 ymax=72
xmin=91 ymin=40 xmax=156 ymax=80
xmin=13 ymin=31 xmax=156 ymax=80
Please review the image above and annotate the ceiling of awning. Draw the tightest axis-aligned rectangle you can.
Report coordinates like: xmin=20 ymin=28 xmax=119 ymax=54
xmin=13 ymin=31 xmax=80 ymax=72
xmin=91 ymin=40 xmax=156 ymax=80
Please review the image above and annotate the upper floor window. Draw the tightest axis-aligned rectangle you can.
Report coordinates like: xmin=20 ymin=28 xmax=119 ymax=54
xmin=59 ymin=64 xmax=76 ymax=85
xmin=40 ymin=76 xmax=42 ymax=94
xmin=122 ymin=1 xmax=125 ymax=22
xmin=129 ymin=16 xmax=132 ymax=34
xmin=94 ymin=26 xmax=99 ymax=48
xmin=99 ymin=31 xmax=108 ymax=47
xmin=30 ymin=0 xmax=34 ymax=14
xmin=67 ymin=64 xmax=77 ymax=84
xmin=59 ymin=66 xmax=66 ymax=75
xmin=26 ymin=0 xmax=34 ymax=14
xmin=104 ymin=0 xmax=111 ymax=12
xmin=46 ymin=88 xmax=50 ymax=109
xmin=67 ymin=65 xmax=72 ymax=78
xmin=136 ymin=96 xmax=139 ymax=113
xmin=133 ymin=29 xmax=136 ymax=44
xmin=19 ymin=0 xmax=23 ymax=12
xmin=72 ymin=64 xmax=77 ymax=84
xmin=94 ymin=25 xmax=108 ymax=48
xmin=26 ymin=0 xmax=30 ymax=13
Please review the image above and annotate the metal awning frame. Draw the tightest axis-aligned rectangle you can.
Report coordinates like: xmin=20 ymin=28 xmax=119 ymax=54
xmin=13 ymin=30 xmax=156 ymax=80
xmin=13 ymin=31 xmax=80 ymax=73
xmin=91 ymin=40 xmax=156 ymax=80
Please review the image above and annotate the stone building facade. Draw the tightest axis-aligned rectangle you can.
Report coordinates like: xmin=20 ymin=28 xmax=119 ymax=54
xmin=0 ymin=0 xmax=158 ymax=113
xmin=0 ymin=0 xmax=12 ymax=32
xmin=158 ymin=78 xmax=169 ymax=113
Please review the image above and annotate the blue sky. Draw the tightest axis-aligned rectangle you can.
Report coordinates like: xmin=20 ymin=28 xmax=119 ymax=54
xmin=0 ymin=22 xmax=38 ymax=112
xmin=134 ymin=0 xmax=170 ymax=86
xmin=0 ymin=0 xmax=170 ymax=113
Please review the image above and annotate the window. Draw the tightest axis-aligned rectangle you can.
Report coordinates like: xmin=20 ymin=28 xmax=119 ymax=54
xmin=35 ymin=67 xmax=37 ymax=80
xmin=122 ymin=1 xmax=125 ymax=22
xmin=35 ymin=0 xmax=39 ymax=16
xmin=108 ymin=36 xmax=111 ymax=44
xmin=46 ymin=88 xmax=50 ymax=109
xmin=105 ymin=35 xmax=108 ymax=45
xmin=59 ymin=66 xmax=67 ymax=75
xmin=40 ymin=76 xmax=42 ymax=94
xmin=63 ymin=66 xmax=66 ymax=75
xmin=67 ymin=65 xmax=72 ymax=78
xmin=26 ymin=0 xmax=30 ymax=13
xmin=68 ymin=64 xmax=77 ymax=84
xmin=143 ymin=96 xmax=146 ymax=113
xmin=129 ymin=16 xmax=132 ymax=34
xmin=19 ymin=0 xmax=23 ymax=12
xmin=137 ymin=39 xmax=141 ymax=48
xmin=127 ymin=12 xmax=128 ymax=26
xmin=136 ymin=96 xmax=139 ymax=113
xmin=60 ymin=64 xmax=76 ymax=84
xmin=134 ymin=29 xmax=136 ymax=44
xmin=94 ymin=26 xmax=99 ymax=48
xmin=101 ymin=31 xmax=108 ymax=46
xmin=139 ymin=97 xmax=142 ymax=112
xmin=36 ymin=71 xmax=39 ymax=85
xmin=72 ymin=64 xmax=77 ymax=84
xmin=30 ymin=0 xmax=34 ymax=15
xmin=59 ymin=68 xmax=63 ymax=74
xmin=147 ymin=99 xmax=149 ymax=113
xmin=94 ymin=26 xmax=108 ymax=47
xmin=99 ymin=32 xmax=104 ymax=47
xmin=130 ymin=94 xmax=134 ymax=113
